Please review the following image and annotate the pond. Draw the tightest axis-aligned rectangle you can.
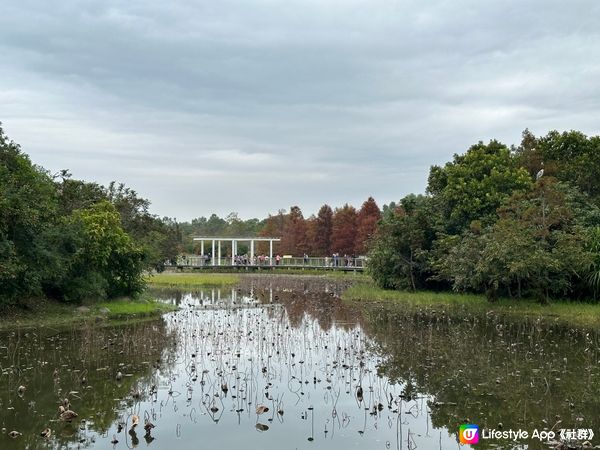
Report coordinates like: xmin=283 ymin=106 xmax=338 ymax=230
xmin=1 ymin=277 xmax=599 ymax=450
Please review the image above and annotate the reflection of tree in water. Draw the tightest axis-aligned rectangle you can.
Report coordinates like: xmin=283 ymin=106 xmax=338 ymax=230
xmin=242 ymin=275 xmax=365 ymax=331
xmin=0 ymin=319 xmax=176 ymax=450
xmin=362 ymin=307 xmax=600 ymax=449
xmin=151 ymin=287 xmax=185 ymax=305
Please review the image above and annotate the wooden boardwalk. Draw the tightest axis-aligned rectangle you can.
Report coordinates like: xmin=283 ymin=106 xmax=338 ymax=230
xmin=170 ymin=264 xmax=365 ymax=272
xmin=168 ymin=256 xmax=366 ymax=272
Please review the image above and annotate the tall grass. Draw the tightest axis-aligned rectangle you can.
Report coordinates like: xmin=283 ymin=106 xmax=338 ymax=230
xmin=95 ymin=298 xmax=177 ymax=316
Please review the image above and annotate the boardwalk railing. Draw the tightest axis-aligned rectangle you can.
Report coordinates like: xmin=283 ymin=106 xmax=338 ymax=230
xmin=167 ymin=256 xmax=366 ymax=271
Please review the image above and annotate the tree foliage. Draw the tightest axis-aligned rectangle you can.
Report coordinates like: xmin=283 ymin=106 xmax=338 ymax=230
xmin=428 ymin=140 xmax=532 ymax=231
xmin=0 ymin=125 xmax=180 ymax=306
xmin=435 ymin=179 xmax=591 ymax=301
xmin=368 ymin=195 xmax=438 ymax=290
xmin=312 ymin=204 xmax=333 ymax=256
xmin=371 ymin=131 xmax=600 ymax=303
xmin=0 ymin=126 xmax=58 ymax=302
xmin=355 ymin=197 xmax=381 ymax=255
xmin=280 ymin=206 xmax=308 ymax=255
xmin=331 ymin=204 xmax=358 ymax=256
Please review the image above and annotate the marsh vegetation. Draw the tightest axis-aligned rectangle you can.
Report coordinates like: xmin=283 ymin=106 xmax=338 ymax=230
xmin=1 ymin=277 xmax=598 ymax=449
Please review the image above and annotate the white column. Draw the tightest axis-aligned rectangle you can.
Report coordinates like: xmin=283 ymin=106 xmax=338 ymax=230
xmin=211 ymin=240 xmax=215 ymax=265
xmin=201 ymin=241 xmax=204 ymax=257
xmin=231 ymin=240 xmax=235 ymax=265
xmin=218 ymin=241 xmax=222 ymax=266
xmin=250 ymin=240 xmax=255 ymax=265
xmin=269 ymin=240 xmax=273 ymax=264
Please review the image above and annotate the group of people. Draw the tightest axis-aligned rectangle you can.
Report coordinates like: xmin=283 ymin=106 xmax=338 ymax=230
xmin=330 ymin=253 xmax=357 ymax=267
xmin=232 ymin=254 xmax=282 ymax=266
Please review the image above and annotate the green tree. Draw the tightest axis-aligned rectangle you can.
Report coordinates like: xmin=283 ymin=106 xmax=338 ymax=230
xmin=0 ymin=124 xmax=59 ymax=304
xmin=104 ymin=181 xmax=181 ymax=269
xmin=368 ymin=195 xmax=438 ymax=290
xmin=584 ymin=226 xmax=600 ymax=299
xmin=0 ymin=125 xmax=178 ymax=305
xmin=537 ymin=130 xmax=600 ymax=202
xmin=428 ymin=140 xmax=531 ymax=232
xmin=513 ymin=128 xmax=542 ymax=178
xmin=55 ymin=172 xmax=106 ymax=216
xmin=436 ymin=179 xmax=592 ymax=302
xmin=63 ymin=201 xmax=145 ymax=301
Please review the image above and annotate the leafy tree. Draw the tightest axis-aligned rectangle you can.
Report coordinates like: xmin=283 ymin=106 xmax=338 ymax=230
xmin=436 ymin=179 xmax=592 ymax=302
xmin=381 ymin=201 xmax=398 ymax=220
xmin=190 ymin=214 xmax=227 ymax=236
xmin=0 ymin=124 xmax=58 ymax=304
xmin=312 ymin=204 xmax=333 ymax=256
xmin=537 ymin=130 xmax=600 ymax=202
xmin=0 ymin=124 xmax=177 ymax=306
xmin=368 ymin=195 xmax=438 ymax=290
xmin=105 ymin=182 xmax=154 ymax=238
xmin=137 ymin=217 xmax=182 ymax=271
xmin=428 ymin=140 xmax=532 ymax=232
xmin=55 ymin=172 xmax=106 ymax=216
xmin=513 ymin=128 xmax=543 ymax=178
xmin=331 ymin=204 xmax=357 ymax=256
xmin=431 ymin=231 xmax=484 ymax=293
xmin=355 ymin=197 xmax=381 ymax=255
xmin=280 ymin=206 xmax=308 ymax=256
xmin=104 ymin=181 xmax=181 ymax=268
xmin=63 ymin=201 xmax=145 ymax=301
xmin=585 ymin=226 xmax=600 ymax=299
xmin=257 ymin=209 xmax=286 ymax=254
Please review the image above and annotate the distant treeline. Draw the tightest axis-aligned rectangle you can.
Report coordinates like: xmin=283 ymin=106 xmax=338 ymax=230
xmin=0 ymin=124 xmax=180 ymax=306
xmin=0 ymin=123 xmax=380 ymax=307
xmin=4 ymin=123 xmax=600 ymax=306
xmin=369 ymin=129 xmax=600 ymax=302
xmin=179 ymin=199 xmax=382 ymax=257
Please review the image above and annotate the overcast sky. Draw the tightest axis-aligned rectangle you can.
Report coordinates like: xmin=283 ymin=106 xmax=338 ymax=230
xmin=1 ymin=0 xmax=599 ymax=221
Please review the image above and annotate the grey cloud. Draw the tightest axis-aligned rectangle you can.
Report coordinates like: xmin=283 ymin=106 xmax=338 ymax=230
xmin=1 ymin=0 xmax=599 ymax=220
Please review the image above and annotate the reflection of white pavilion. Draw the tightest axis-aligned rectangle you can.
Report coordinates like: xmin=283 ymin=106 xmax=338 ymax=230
xmin=192 ymin=236 xmax=281 ymax=266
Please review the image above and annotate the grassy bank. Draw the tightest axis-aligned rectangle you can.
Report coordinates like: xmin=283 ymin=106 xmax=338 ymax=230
xmin=344 ymin=282 xmax=600 ymax=329
xmin=271 ymin=269 xmax=368 ymax=281
xmin=0 ymin=296 xmax=177 ymax=331
xmin=95 ymin=297 xmax=177 ymax=317
xmin=147 ymin=272 xmax=240 ymax=287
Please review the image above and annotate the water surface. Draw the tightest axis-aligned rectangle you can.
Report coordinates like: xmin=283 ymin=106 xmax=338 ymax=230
xmin=1 ymin=279 xmax=598 ymax=449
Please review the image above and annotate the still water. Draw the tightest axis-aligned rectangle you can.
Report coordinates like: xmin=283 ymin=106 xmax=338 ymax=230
xmin=1 ymin=278 xmax=599 ymax=450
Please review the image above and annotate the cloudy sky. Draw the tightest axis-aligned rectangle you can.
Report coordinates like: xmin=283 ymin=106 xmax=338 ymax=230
xmin=1 ymin=0 xmax=599 ymax=221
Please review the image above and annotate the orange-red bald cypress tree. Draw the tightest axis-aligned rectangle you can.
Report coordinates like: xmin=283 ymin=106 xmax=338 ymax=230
xmin=355 ymin=196 xmax=381 ymax=255
xmin=280 ymin=206 xmax=308 ymax=256
xmin=331 ymin=204 xmax=357 ymax=256
xmin=311 ymin=204 xmax=333 ymax=256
